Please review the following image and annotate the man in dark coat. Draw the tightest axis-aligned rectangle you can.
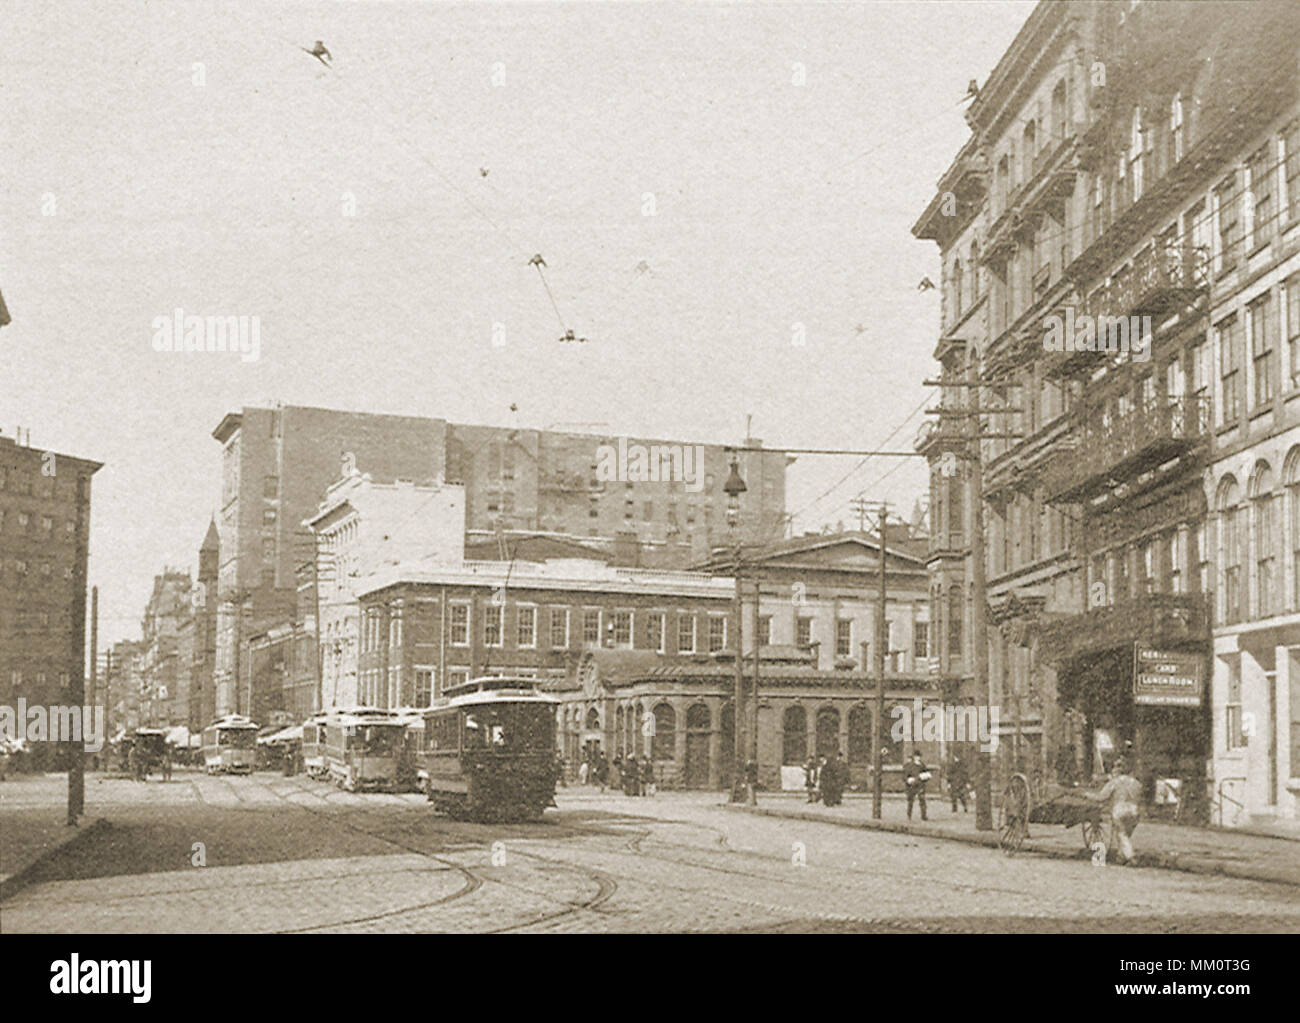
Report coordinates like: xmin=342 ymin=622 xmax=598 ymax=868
xmin=821 ymin=750 xmax=844 ymax=806
xmin=947 ymin=749 xmax=969 ymax=813
xmin=905 ymin=750 xmax=929 ymax=820
xmin=624 ymin=754 xmax=639 ymax=796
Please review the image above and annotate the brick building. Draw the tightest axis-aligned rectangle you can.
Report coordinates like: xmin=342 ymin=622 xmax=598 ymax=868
xmin=0 ymin=430 xmax=100 ymax=762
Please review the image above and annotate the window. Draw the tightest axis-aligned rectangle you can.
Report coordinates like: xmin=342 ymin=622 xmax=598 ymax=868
xmin=1129 ymin=107 xmax=1145 ymax=201
xmin=484 ymin=604 xmax=502 ymax=647
xmin=783 ymin=705 xmax=807 ymax=765
xmin=263 ymin=475 xmax=278 ymax=498
xmin=707 ymin=615 xmax=727 ymax=653
xmin=647 ymin=612 xmax=665 ymax=653
xmin=611 ymin=610 xmax=632 ymax=648
xmin=913 ymin=621 xmax=929 ymax=660
xmin=795 ymin=615 xmax=812 ymax=648
xmin=263 ymin=508 xmax=277 ymax=524
xmin=517 ymin=605 xmax=536 ymax=648
xmin=757 ymin=614 xmax=771 ymax=647
xmin=1252 ymin=466 xmax=1277 ymax=618
xmin=1219 ymin=478 xmax=1244 ymax=624
xmin=1051 ymin=79 xmax=1067 ymax=145
xmin=951 ymin=256 xmax=963 ymax=319
xmin=1225 ymin=658 xmax=1245 ymax=749
xmin=1167 ymin=530 xmax=1184 ymax=594
xmin=1219 ymin=315 xmax=1242 ymax=422
xmin=947 ymin=588 xmax=963 ymax=658
xmin=1169 ymin=93 xmax=1184 ymax=164
xmin=1250 ymin=294 xmax=1275 ymax=407
xmin=1250 ymin=144 xmax=1275 ymax=248
xmin=1290 ymin=453 xmax=1300 ymax=609
xmin=1286 ymin=120 xmax=1300 ymax=223
xmin=651 ymin=703 xmax=675 ymax=761
xmin=834 ymin=619 xmax=852 ymax=659
xmin=447 ymin=667 xmax=470 ymax=690
xmin=450 ymin=603 xmax=469 ymax=646
xmin=549 ymin=607 xmax=569 ymax=649
xmin=414 ymin=668 xmax=434 ymax=707
xmin=1289 ymin=277 xmax=1300 ymax=389
xmin=1217 ymin=174 xmax=1240 ymax=272
xmin=677 ymin=614 xmax=696 ymax=653
xmin=1191 ymin=337 xmax=1210 ymax=398
xmin=583 ymin=609 xmax=601 ymax=646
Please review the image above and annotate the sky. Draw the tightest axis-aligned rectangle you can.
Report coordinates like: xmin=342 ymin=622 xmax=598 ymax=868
xmin=1 ymin=0 xmax=1035 ymax=646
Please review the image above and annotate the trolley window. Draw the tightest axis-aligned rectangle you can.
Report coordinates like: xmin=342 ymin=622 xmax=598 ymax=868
xmin=219 ymin=729 xmax=255 ymax=748
xmin=351 ymin=724 xmax=405 ymax=754
xmin=461 ymin=704 xmax=555 ymax=752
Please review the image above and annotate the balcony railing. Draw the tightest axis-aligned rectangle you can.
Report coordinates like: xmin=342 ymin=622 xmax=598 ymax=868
xmin=1041 ymin=395 xmax=1211 ymax=503
xmin=1038 ymin=593 xmax=1209 ymax=665
xmin=1087 ymin=244 xmax=1209 ymax=322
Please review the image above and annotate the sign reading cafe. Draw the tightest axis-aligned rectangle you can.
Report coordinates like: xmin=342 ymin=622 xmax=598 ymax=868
xmin=1132 ymin=645 xmax=1203 ymax=707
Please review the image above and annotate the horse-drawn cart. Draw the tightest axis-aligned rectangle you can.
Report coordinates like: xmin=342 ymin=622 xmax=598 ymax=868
xmin=997 ymin=772 xmax=1106 ymax=856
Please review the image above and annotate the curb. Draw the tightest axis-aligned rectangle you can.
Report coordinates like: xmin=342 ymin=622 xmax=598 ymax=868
xmin=731 ymin=805 xmax=1300 ymax=888
xmin=0 ymin=817 xmax=111 ymax=903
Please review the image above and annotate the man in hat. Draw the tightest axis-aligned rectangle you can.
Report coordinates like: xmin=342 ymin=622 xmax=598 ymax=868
xmin=905 ymin=750 xmax=929 ymax=820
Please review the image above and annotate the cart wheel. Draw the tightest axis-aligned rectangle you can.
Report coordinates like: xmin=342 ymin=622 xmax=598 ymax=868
xmin=1082 ymin=820 xmax=1105 ymax=851
xmin=998 ymin=816 xmax=1026 ymax=855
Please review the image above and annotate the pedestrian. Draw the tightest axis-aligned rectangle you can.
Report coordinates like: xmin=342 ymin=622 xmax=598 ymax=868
xmin=1088 ymin=756 xmax=1142 ymax=865
xmin=578 ymin=759 xmax=590 ymax=786
xmin=821 ymin=750 xmax=844 ymax=806
xmin=804 ymin=755 xmax=819 ymax=803
xmin=642 ymin=756 xmax=655 ymax=796
xmin=624 ymin=754 xmax=639 ymax=796
xmin=905 ymin=750 xmax=930 ymax=820
xmin=744 ymin=758 xmax=759 ymax=805
xmin=595 ymin=752 xmax=608 ymax=792
xmin=129 ymin=743 xmax=141 ymax=782
xmin=609 ymin=754 xmax=622 ymax=792
xmin=162 ymin=743 xmax=173 ymax=782
xmin=947 ymin=749 xmax=969 ymax=813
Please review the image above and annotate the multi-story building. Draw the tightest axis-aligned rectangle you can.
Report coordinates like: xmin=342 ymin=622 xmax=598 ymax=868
xmin=914 ymin=0 xmax=1300 ymax=823
xmin=212 ymin=403 xmax=790 ymax=715
xmin=139 ymin=568 xmax=191 ymax=727
xmin=102 ymin=639 xmax=144 ymax=737
xmin=0 ymin=430 xmax=101 ymax=763
xmin=306 ymin=470 xmax=467 ymax=711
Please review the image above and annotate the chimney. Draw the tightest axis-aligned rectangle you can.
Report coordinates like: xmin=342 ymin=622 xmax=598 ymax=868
xmin=612 ymin=530 xmax=640 ymax=567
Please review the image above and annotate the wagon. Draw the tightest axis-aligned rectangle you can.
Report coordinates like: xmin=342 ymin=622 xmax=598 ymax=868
xmin=997 ymin=772 xmax=1106 ymax=856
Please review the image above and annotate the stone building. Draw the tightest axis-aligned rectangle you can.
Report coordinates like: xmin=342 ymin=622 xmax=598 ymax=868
xmin=913 ymin=0 xmax=1300 ymax=823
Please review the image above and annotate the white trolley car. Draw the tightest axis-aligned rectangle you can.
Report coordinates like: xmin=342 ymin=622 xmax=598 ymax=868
xmin=200 ymin=715 xmax=259 ymax=774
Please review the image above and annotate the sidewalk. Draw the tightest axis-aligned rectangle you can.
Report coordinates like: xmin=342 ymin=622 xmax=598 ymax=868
xmin=735 ymin=792 xmax=1300 ymax=887
xmin=0 ymin=775 xmax=110 ymax=900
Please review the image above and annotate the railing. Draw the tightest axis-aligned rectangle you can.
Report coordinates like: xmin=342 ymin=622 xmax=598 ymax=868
xmin=1041 ymin=395 xmax=1210 ymax=502
xmin=1086 ymin=244 xmax=1209 ymax=322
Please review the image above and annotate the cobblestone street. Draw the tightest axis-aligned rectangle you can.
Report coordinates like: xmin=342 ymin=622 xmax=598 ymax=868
xmin=3 ymin=773 xmax=1299 ymax=933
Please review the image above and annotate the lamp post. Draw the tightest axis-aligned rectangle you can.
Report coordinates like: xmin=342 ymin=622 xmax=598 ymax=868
xmin=723 ymin=453 xmax=748 ymax=802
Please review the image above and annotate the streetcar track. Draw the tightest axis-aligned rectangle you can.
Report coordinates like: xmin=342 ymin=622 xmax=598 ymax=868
xmin=264 ymin=777 xmax=618 ymax=933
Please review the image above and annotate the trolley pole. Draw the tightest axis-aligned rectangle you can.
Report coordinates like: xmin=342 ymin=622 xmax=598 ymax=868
xmin=872 ymin=505 xmax=888 ymax=819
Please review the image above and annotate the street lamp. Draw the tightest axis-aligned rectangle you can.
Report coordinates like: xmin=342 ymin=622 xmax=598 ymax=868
xmin=722 ymin=453 xmax=749 ymax=802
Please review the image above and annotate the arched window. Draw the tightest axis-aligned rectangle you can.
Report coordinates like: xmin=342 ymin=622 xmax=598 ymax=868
xmin=847 ymin=705 xmax=872 ymax=764
xmin=952 ymin=257 xmax=963 ymax=319
xmin=652 ymin=703 xmax=675 ymax=761
xmin=615 ymin=705 xmax=625 ymax=755
xmin=632 ymin=701 xmax=644 ymax=755
xmin=782 ymin=705 xmax=807 ymax=765
xmin=1287 ymin=447 xmax=1300 ymax=611
xmin=1217 ymin=476 xmax=1243 ymax=623
xmin=686 ymin=703 xmax=711 ymax=730
xmin=1051 ymin=78 xmax=1068 ymax=144
xmin=1249 ymin=462 xmax=1277 ymax=618
xmin=816 ymin=706 xmax=841 ymax=758
xmin=1022 ymin=120 xmax=1036 ymax=181
xmin=997 ymin=154 xmax=1010 ymax=211
xmin=584 ymin=707 xmax=600 ymax=731
xmin=969 ymin=241 xmax=980 ymax=302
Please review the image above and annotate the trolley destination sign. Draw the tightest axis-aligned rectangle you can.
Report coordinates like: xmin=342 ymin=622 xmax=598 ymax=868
xmin=1132 ymin=645 xmax=1203 ymax=707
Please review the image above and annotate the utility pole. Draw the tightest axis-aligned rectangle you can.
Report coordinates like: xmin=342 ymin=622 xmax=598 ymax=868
xmin=88 ymin=585 xmax=98 ymax=747
xmin=67 ymin=480 xmax=89 ymax=826
xmin=968 ymin=349 xmax=994 ymax=832
xmin=103 ymin=648 xmax=112 ymax=746
xmin=872 ymin=503 xmax=889 ymax=819
xmin=731 ymin=548 xmax=745 ymax=802
xmin=750 ymin=578 xmax=761 ymax=801
xmin=849 ymin=496 xmax=870 ymax=533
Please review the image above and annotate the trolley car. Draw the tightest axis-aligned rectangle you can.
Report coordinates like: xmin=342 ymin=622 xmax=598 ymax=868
xmin=200 ymin=715 xmax=259 ymax=774
xmin=300 ymin=712 xmax=331 ymax=779
xmin=421 ymin=677 xmax=558 ymax=822
xmin=132 ymin=728 xmax=168 ymax=778
xmin=323 ymin=707 xmax=409 ymax=791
